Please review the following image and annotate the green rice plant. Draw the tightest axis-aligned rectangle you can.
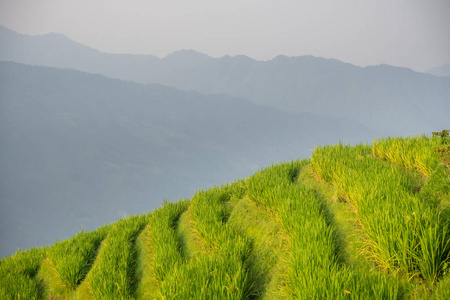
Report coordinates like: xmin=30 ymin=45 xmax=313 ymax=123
xmin=0 ymin=247 xmax=47 ymax=299
xmin=79 ymin=214 xmax=148 ymax=299
xmin=372 ymin=135 xmax=442 ymax=177
xmin=226 ymin=196 xmax=289 ymax=299
xmin=50 ymin=227 xmax=108 ymax=289
xmin=311 ymin=142 xmax=450 ymax=283
xmin=188 ymin=186 xmax=235 ymax=251
xmin=176 ymin=209 xmax=198 ymax=260
xmin=246 ymin=161 xmax=305 ymax=212
xmin=135 ymin=200 xmax=189 ymax=299
xmin=434 ymin=271 xmax=450 ymax=299
xmin=159 ymin=250 xmax=250 ymax=300
xmin=148 ymin=200 xmax=189 ymax=282
xmin=36 ymin=226 xmax=109 ymax=299
xmin=246 ymin=160 xmax=400 ymax=299
xmin=159 ymin=185 xmax=253 ymax=299
xmin=134 ymin=225 xmax=154 ymax=299
xmin=373 ymin=135 xmax=450 ymax=210
xmin=37 ymin=258 xmax=70 ymax=298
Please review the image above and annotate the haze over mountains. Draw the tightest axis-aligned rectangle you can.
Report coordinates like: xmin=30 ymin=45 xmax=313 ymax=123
xmin=0 ymin=61 xmax=374 ymax=257
xmin=1 ymin=25 xmax=449 ymax=136
xmin=427 ymin=63 xmax=450 ymax=77
xmin=0 ymin=25 xmax=449 ymax=257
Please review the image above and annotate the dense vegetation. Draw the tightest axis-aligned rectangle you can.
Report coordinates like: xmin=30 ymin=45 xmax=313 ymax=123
xmin=1 ymin=135 xmax=449 ymax=299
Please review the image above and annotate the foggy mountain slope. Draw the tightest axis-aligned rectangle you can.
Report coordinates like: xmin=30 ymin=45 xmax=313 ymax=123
xmin=0 ymin=25 xmax=212 ymax=84
xmin=427 ymin=63 xmax=450 ymax=77
xmin=1 ymin=26 xmax=449 ymax=136
xmin=156 ymin=56 xmax=450 ymax=135
xmin=0 ymin=61 xmax=378 ymax=257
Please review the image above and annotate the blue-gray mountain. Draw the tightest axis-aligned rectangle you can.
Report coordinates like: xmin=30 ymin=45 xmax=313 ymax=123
xmin=1 ymin=25 xmax=449 ymax=136
xmin=0 ymin=61 xmax=376 ymax=257
xmin=427 ymin=63 xmax=450 ymax=77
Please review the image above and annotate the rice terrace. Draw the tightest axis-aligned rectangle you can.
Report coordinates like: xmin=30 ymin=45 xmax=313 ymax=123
xmin=1 ymin=133 xmax=449 ymax=299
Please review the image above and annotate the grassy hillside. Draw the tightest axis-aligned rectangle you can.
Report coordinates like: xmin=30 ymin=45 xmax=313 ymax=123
xmin=1 ymin=135 xmax=449 ymax=299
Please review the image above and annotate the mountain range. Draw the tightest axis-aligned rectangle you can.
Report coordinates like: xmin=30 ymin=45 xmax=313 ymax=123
xmin=1 ymin=25 xmax=449 ymax=136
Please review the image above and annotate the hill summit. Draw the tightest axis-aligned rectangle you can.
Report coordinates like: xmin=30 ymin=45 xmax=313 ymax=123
xmin=1 ymin=135 xmax=450 ymax=299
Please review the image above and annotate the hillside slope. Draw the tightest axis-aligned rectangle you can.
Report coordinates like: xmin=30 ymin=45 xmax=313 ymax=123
xmin=1 ymin=135 xmax=449 ymax=299
xmin=0 ymin=61 xmax=377 ymax=258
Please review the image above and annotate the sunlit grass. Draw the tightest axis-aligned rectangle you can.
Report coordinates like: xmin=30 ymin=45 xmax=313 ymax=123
xmin=227 ymin=196 xmax=288 ymax=299
xmin=80 ymin=215 xmax=148 ymax=299
xmin=0 ymin=247 xmax=47 ymax=299
xmin=247 ymin=160 xmax=400 ymax=299
xmin=311 ymin=140 xmax=450 ymax=284
xmin=38 ymin=226 xmax=109 ymax=298
xmin=372 ymin=135 xmax=442 ymax=177
xmin=159 ymin=185 xmax=253 ymax=299
xmin=135 ymin=200 xmax=188 ymax=299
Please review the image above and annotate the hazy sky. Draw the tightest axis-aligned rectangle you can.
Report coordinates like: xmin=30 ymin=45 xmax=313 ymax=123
xmin=0 ymin=0 xmax=449 ymax=71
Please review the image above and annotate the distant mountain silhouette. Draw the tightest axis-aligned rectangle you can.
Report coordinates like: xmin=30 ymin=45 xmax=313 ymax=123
xmin=0 ymin=25 xmax=211 ymax=84
xmin=427 ymin=63 xmax=450 ymax=77
xmin=155 ymin=57 xmax=450 ymax=136
xmin=0 ymin=61 xmax=377 ymax=257
xmin=1 ymin=25 xmax=448 ymax=136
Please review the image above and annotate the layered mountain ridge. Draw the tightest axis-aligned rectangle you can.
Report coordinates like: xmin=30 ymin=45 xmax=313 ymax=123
xmin=1 ymin=25 xmax=449 ymax=136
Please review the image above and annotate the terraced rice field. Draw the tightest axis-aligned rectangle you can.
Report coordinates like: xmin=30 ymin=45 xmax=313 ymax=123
xmin=1 ymin=135 xmax=449 ymax=299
